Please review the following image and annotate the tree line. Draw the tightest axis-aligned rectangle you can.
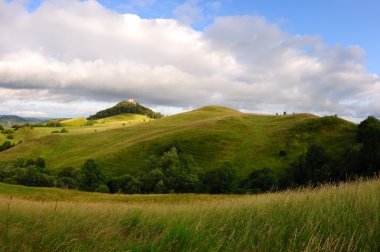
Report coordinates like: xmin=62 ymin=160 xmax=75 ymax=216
xmin=0 ymin=148 xmax=236 ymax=194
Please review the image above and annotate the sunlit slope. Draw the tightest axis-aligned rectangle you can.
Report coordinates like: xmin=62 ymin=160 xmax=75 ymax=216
xmin=0 ymin=106 xmax=356 ymax=177
xmin=95 ymin=113 xmax=151 ymax=124
xmin=60 ymin=114 xmax=150 ymax=127
xmin=61 ymin=117 xmax=88 ymax=126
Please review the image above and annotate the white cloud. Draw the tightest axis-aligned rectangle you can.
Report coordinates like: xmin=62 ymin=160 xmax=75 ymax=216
xmin=14 ymin=110 xmax=47 ymax=117
xmin=0 ymin=0 xmax=379 ymax=120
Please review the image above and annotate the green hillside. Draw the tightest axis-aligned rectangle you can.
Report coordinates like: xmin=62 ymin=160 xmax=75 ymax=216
xmin=0 ymin=179 xmax=378 ymax=251
xmin=88 ymin=100 xmax=163 ymax=120
xmin=0 ymin=106 xmax=357 ymax=179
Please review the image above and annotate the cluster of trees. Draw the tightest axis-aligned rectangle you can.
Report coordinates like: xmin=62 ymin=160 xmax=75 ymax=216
xmin=30 ymin=120 xmax=63 ymax=128
xmin=0 ymin=141 xmax=15 ymax=152
xmin=88 ymin=101 xmax=163 ymax=120
xmin=46 ymin=120 xmax=64 ymax=127
xmin=90 ymin=147 xmax=237 ymax=194
xmin=51 ymin=128 xmax=69 ymax=134
xmin=0 ymin=158 xmax=107 ymax=191
xmin=1 ymin=127 xmax=14 ymax=140
xmin=246 ymin=116 xmax=380 ymax=192
xmin=0 ymin=148 xmax=237 ymax=194
xmin=0 ymin=158 xmax=54 ymax=186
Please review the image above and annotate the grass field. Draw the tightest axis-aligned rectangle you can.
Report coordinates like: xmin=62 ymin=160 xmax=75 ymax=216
xmin=0 ymin=179 xmax=379 ymax=251
xmin=0 ymin=107 xmax=357 ymax=178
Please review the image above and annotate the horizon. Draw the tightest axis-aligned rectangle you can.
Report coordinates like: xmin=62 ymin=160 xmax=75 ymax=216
xmin=0 ymin=102 xmax=364 ymax=124
xmin=0 ymin=0 xmax=379 ymax=122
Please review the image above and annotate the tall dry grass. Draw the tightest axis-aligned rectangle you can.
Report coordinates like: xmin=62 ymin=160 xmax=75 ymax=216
xmin=0 ymin=179 xmax=379 ymax=251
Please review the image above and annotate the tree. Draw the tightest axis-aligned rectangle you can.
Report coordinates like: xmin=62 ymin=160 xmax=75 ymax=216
xmin=97 ymin=184 xmax=110 ymax=193
xmin=80 ymin=159 xmax=104 ymax=191
xmin=305 ymin=144 xmax=332 ymax=183
xmin=35 ymin=157 xmax=46 ymax=169
xmin=57 ymin=177 xmax=78 ymax=189
xmin=204 ymin=162 xmax=236 ymax=194
xmin=240 ymin=167 xmax=278 ymax=193
xmin=138 ymin=168 xmax=165 ymax=193
xmin=289 ymin=144 xmax=334 ymax=186
xmin=357 ymin=116 xmax=379 ymax=142
xmin=57 ymin=167 xmax=79 ymax=189
xmin=337 ymin=145 xmax=363 ymax=178
xmin=140 ymin=147 xmax=203 ymax=193
xmin=357 ymin=116 xmax=380 ymax=175
xmin=58 ymin=167 xmax=78 ymax=179
xmin=114 ymin=174 xmax=141 ymax=194
xmin=60 ymin=128 xmax=68 ymax=133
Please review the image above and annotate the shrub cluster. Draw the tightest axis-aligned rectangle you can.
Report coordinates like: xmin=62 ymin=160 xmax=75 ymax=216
xmin=51 ymin=128 xmax=69 ymax=134
xmin=0 ymin=141 xmax=15 ymax=152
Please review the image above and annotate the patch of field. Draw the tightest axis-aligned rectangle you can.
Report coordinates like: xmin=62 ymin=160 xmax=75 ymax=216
xmin=0 ymin=179 xmax=378 ymax=251
xmin=61 ymin=117 xmax=88 ymax=127
xmin=95 ymin=113 xmax=151 ymax=124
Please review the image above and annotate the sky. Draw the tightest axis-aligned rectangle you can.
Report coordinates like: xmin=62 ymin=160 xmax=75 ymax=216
xmin=0 ymin=0 xmax=379 ymax=121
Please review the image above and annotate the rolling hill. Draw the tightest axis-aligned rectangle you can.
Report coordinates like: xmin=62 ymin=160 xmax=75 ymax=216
xmin=0 ymin=106 xmax=376 ymax=251
xmin=0 ymin=106 xmax=357 ymax=179
xmin=0 ymin=115 xmax=46 ymax=127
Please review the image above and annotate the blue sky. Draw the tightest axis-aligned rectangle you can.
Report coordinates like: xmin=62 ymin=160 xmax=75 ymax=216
xmin=0 ymin=0 xmax=379 ymax=120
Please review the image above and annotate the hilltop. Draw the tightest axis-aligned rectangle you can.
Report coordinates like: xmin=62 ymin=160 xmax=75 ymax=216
xmin=0 ymin=106 xmax=357 ymax=181
xmin=87 ymin=100 xmax=163 ymax=120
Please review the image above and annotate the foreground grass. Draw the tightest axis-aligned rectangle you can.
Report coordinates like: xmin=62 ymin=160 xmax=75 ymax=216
xmin=0 ymin=179 xmax=379 ymax=251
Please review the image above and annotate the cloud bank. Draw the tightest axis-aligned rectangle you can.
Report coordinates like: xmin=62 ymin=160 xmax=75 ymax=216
xmin=0 ymin=0 xmax=379 ymax=120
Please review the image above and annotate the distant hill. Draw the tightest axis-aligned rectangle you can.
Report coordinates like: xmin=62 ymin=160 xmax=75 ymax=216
xmin=0 ymin=115 xmax=46 ymax=127
xmin=88 ymin=101 xmax=163 ymax=120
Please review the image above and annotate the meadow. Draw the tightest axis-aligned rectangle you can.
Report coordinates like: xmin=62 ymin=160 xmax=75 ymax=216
xmin=0 ymin=179 xmax=379 ymax=251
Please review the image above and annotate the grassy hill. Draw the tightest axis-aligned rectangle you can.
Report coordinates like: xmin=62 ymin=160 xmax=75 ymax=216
xmin=0 ymin=178 xmax=378 ymax=251
xmin=88 ymin=100 xmax=163 ymax=120
xmin=0 ymin=106 xmax=357 ymax=179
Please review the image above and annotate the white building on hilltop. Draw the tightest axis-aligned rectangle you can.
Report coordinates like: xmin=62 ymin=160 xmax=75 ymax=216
xmin=127 ymin=97 xmax=136 ymax=104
